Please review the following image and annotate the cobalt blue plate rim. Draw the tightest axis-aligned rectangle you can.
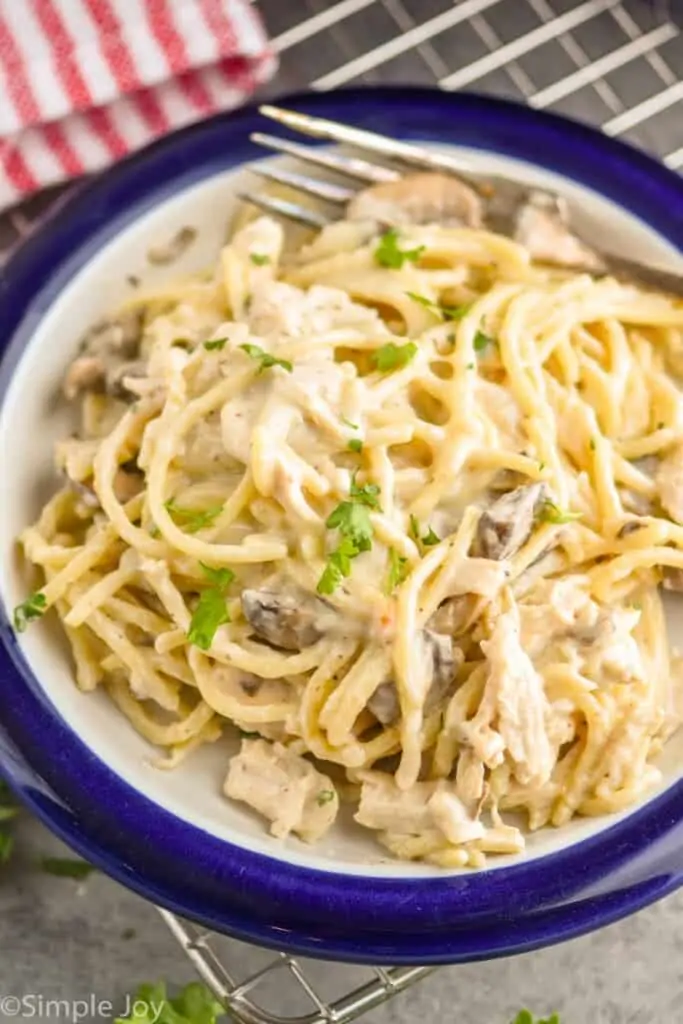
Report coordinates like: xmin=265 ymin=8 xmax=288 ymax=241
xmin=0 ymin=86 xmax=682 ymax=964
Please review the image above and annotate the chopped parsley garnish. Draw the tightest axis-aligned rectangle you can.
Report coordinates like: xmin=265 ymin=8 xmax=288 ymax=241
xmin=198 ymin=562 xmax=235 ymax=588
xmin=240 ymin=343 xmax=292 ymax=374
xmin=13 ymin=592 xmax=47 ymax=633
xmin=348 ymin=438 xmax=363 ymax=453
xmin=326 ymin=504 xmax=373 ymax=552
xmin=589 ymin=438 xmax=597 ymax=451
xmin=409 ymin=514 xmax=440 ymax=550
xmin=317 ymin=476 xmax=382 ymax=594
xmin=171 ymin=337 xmax=193 ymax=349
xmin=341 ymin=416 xmax=359 ymax=430
xmin=405 ymin=293 xmax=495 ymax=352
xmin=0 ymin=780 xmax=15 ymax=864
xmin=249 ymin=253 xmax=270 ymax=266
xmin=537 ymin=499 xmax=583 ymax=525
xmin=349 ymin=472 xmax=381 ymax=509
xmin=374 ymin=228 xmax=425 ymax=269
xmin=473 ymin=330 xmax=495 ymax=352
xmin=0 ymin=831 xmax=13 ymax=864
xmin=316 ymin=789 xmax=335 ymax=806
xmin=372 ymin=341 xmax=418 ymax=373
xmin=204 ymin=337 xmax=228 ymax=351
xmin=115 ymin=982 xmax=225 ymax=1024
xmin=385 ymin=548 xmax=409 ymax=593
xmin=317 ymin=535 xmax=360 ymax=595
xmin=187 ymin=563 xmax=235 ymax=650
xmin=406 ymin=292 xmax=471 ymax=321
xmin=511 ymin=1013 xmax=560 ymax=1024
xmin=40 ymin=857 xmax=96 ymax=880
xmin=164 ymin=499 xmax=223 ymax=533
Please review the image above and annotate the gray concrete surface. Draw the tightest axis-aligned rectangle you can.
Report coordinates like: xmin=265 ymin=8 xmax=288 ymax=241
xmin=1 ymin=807 xmax=682 ymax=1022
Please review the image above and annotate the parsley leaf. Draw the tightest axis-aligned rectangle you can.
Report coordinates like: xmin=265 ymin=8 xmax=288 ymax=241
xmin=116 ymin=982 xmax=225 ymax=1024
xmin=198 ymin=563 xmax=235 ymax=588
xmin=40 ymin=857 xmax=96 ymax=880
xmin=164 ymin=500 xmax=224 ymax=534
xmin=0 ymin=781 xmax=16 ymax=863
xmin=204 ymin=337 xmax=228 ymax=351
xmin=326 ymin=503 xmax=373 ymax=553
xmin=511 ymin=1013 xmax=560 ymax=1024
xmin=409 ymin=514 xmax=440 ymax=550
xmin=13 ymin=592 xmax=47 ymax=633
xmin=0 ymin=832 xmax=14 ymax=864
xmin=473 ymin=330 xmax=495 ymax=352
xmin=187 ymin=563 xmax=235 ymax=650
xmin=537 ymin=500 xmax=583 ymax=525
xmin=372 ymin=341 xmax=418 ymax=373
xmin=318 ymin=477 xmax=382 ymax=594
xmin=374 ymin=228 xmax=425 ymax=269
xmin=341 ymin=416 xmax=359 ymax=430
xmin=240 ymin=343 xmax=293 ymax=374
xmin=188 ymin=590 xmax=230 ymax=650
xmin=348 ymin=438 xmax=363 ymax=453
xmin=317 ymin=536 xmax=358 ymax=595
xmin=386 ymin=548 xmax=409 ymax=593
xmin=249 ymin=253 xmax=270 ymax=266
xmin=349 ymin=472 xmax=381 ymax=509
xmin=316 ymin=789 xmax=336 ymax=806
xmin=406 ymin=292 xmax=471 ymax=322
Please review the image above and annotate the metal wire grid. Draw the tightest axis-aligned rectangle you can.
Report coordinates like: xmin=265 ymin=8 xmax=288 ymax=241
xmin=0 ymin=0 xmax=680 ymax=1020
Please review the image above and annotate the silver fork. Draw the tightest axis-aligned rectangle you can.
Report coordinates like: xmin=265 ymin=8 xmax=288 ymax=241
xmin=239 ymin=104 xmax=683 ymax=299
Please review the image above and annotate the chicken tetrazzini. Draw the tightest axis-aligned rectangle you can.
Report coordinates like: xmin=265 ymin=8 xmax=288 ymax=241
xmin=14 ymin=194 xmax=683 ymax=867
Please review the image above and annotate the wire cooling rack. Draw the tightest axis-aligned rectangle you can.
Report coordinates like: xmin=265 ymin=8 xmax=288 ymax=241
xmin=1 ymin=0 xmax=680 ymax=1020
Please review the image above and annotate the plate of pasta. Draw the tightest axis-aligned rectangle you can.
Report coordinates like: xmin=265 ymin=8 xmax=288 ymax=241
xmin=1 ymin=88 xmax=683 ymax=964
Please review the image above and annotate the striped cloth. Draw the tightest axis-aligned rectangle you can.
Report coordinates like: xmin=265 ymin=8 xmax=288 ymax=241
xmin=0 ymin=0 xmax=276 ymax=211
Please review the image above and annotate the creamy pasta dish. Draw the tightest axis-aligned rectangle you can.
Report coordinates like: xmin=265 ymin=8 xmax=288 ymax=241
xmin=14 ymin=172 xmax=683 ymax=867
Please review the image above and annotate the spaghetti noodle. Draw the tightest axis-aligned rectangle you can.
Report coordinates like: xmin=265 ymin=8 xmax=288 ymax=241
xmin=14 ymin=210 xmax=683 ymax=865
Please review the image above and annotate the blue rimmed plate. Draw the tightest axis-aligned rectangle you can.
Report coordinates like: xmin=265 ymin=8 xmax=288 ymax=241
xmin=0 ymin=87 xmax=682 ymax=965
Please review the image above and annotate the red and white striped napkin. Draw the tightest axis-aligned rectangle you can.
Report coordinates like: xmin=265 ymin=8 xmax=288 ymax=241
xmin=0 ymin=0 xmax=277 ymax=211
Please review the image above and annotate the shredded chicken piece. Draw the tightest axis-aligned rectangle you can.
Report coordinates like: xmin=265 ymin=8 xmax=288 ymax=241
xmin=224 ymin=739 xmax=338 ymax=842
xmin=461 ymin=605 xmax=554 ymax=788
xmin=355 ymin=771 xmax=483 ymax=844
xmin=579 ymin=608 xmax=644 ymax=685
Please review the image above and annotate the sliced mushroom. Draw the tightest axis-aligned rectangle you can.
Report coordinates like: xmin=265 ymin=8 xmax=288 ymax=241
xmin=428 ymin=595 xmax=475 ymax=637
xmin=510 ymin=191 xmax=604 ymax=270
xmin=367 ymin=631 xmax=463 ymax=725
xmin=241 ymin=586 xmax=326 ymax=650
xmin=476 ymin=483 xmax=546 ymax=561
xmin=347 ymin=172 xmax=483 ymax=229
xmin=63 ymin=309 xmax=145 ymax=401
xmin=105 ymin=359 xmax=148 ymax=400
xmin=617 ymin=520 xmax=646 ymax=539
xmin=113 ymin=466 xmax=145 ymax=503
xmin=147 ymin=225 xmax=197 ymax=265
xmin=663 ymin=567 xmax=683 ymax=592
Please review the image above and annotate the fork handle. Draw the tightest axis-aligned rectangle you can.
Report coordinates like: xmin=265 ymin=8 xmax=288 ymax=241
xmin=556 ymin=250 xmax=683 ymax=298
